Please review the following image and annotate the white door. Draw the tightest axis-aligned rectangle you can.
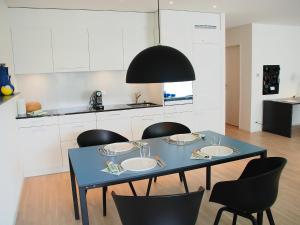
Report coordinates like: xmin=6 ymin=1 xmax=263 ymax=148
xmin=52 ymin=28 xmax=90 ymax=72
xmin=226 ymin=46 xmax=240 ymax=127
xmin=11 ymin=27 xmax=53 ymax=74
xmin=89 ymin=28 xmax=124 ymax=71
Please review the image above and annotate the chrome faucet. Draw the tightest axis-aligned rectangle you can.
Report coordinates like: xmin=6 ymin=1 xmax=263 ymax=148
xmin=134 ymin=91 xmax=142 ymax=104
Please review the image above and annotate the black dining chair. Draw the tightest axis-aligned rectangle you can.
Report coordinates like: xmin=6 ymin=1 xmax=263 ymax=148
xmin=142 ymin=122 xmax=191 ymax=196
xmin=112 ymin=186 xmax=205 ymax=225
xmin=209 ymin=157 xmax=287 ymax=225
xmin=77 ymin=129 xmax=137 ymax=216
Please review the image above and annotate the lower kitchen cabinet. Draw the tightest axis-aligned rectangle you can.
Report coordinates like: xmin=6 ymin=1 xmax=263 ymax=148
xmin=19 ymin=125 xmax=62 ymax=177
xmin=131 ymin=114 xmax=164 ymax=140
xmin=61 ymin=141 xmax=78 ymax=171
xmin=97 ymin=116 xmax=133 ymax=141
xmin=164 ymin=112 xmax=197 ymax=132
xmin=59 ymin=121 xmax=96 ymax=142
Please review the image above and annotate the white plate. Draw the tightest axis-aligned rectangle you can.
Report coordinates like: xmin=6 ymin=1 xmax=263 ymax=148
xmin=169 ymin=133 xmax=198 ymax=142
xmin=121 ymin=157 xmax=157 ymax=172
xmin=200 ymin=146 xmax=234 ymax=157
xmin=104 ymin=142 xmax=134 ymax=153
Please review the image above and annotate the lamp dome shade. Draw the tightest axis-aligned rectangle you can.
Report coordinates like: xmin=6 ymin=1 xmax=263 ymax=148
xmin=126 ymin=45 xmax=195 ymax=83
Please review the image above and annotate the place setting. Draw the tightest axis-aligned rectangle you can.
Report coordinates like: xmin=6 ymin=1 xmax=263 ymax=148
xmin=101 ymin=142 xmax=166 ymax=175
xmin=163 ymin=132 xmax=206 ymax=146
xmin=190 ymin=135 xmax=239 ymax=160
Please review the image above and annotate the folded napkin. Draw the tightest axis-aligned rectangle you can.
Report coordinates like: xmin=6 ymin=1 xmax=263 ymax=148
xmin=190 ymin=150 xmax=212 ymax=160
xmin=102 ymin=161 xmax=126 ymax=176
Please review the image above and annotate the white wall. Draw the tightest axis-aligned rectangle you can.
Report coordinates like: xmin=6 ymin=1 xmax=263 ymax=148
xmin=226 ymin=24 xmax=252 ymax=131
xmin=16 ymin=71 xmax=163 ymax=109
xmin=0 ymin=2 xmax=23 ymax=224
xmin=251 ymin=24 xmax=300 ymax=131
xmin=0 ymin=97 xmax=23 ymax=225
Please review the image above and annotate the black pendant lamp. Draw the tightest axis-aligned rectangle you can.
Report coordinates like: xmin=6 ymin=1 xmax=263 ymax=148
xmin=126 ymin=0 xmax=195 ymax=83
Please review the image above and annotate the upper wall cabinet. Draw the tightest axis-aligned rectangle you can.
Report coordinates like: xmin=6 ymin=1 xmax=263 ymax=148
xmin=123 ymin=26 xmax=155 ymax=70
xmin=11 ymin=27 xmax=54 ymax=74
xmin=52 ymin=28 xmax=90 ymax=72
xmin=89 ymin=28 xmax=124 ymax=71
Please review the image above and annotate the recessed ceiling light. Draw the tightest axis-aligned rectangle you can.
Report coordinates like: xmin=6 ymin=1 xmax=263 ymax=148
xmin=169 ymin=1 xmax=174 ymax=5
xmin=212 ymin=5 xmax=217 ymax=9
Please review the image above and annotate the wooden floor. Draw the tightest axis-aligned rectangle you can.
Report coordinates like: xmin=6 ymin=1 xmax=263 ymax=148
xmin=16 ymin=125 xmax=300 ymax=225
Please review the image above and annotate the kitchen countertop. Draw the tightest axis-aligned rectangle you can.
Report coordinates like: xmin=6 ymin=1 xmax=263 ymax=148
xmin=16 ymin=102 xmax=162 ymax=119
xmin=267 ymin=97 xmax=300 ymax=105
xmin=0 ymin=93 xmax=19 ymax=106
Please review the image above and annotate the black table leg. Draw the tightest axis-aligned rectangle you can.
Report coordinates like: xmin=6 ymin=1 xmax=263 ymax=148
xmin=102 ymin=186 xmax=107 ymax=216
xmin=146 ymin=178 xmax=153 ymax=196
xmin=79 ymin=187 xmax=89 ymax=225
xmin=69 ymin=157 xmax=79 ymax=220
xmin=261 ymin=151 xmax=267 ymax=159
xmin=128 ymin=182 xmax=137 ymax=196
xmin=206 ymin=166 xmax=211 ymax=190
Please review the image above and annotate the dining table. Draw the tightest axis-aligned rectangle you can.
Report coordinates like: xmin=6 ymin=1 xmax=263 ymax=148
xmin=68 ymin=130 xmax=267 ymax=225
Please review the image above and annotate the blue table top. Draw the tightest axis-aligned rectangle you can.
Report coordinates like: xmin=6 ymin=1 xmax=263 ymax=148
xmin=69 ymin=131 xmax=266 ymax=188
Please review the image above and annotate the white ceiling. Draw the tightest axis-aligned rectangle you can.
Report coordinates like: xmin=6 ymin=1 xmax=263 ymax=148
xmin=5 ymin=0 xmax=300 ymax=28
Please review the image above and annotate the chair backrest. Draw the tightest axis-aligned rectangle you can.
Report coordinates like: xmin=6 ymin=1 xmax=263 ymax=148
xmin=142 ymin=122 xmax=191 ymax=139
xmin=210 ymin=157 xmax=286 ymax=212
xmin=238 ymin=157 xmax=286 ymax=211
xmin=112 ymin=187 xmax=205 ymax=225
xmin=77 ymin=129 xmax=128 ymax=147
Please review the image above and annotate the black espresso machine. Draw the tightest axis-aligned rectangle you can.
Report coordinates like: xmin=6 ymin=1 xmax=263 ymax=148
xmin=89 ymin=91 xmax=104 ymax=110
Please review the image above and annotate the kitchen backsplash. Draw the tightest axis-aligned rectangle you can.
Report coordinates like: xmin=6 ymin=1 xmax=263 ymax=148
xmin=15 ymin=71 xmax=163 ymax=110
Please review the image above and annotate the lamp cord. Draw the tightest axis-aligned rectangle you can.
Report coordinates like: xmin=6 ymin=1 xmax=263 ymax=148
xmin=157 ymin=0 xmax=161 ymax=44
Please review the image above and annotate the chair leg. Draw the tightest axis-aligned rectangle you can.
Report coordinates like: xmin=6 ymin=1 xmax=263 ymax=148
xmin=179 ymin=173 xmax=183 ymax=182
xmin=257 ymin=212 xmax=263 ymax=225
xmin=266 ymin=208 xmax=275 ymax=225
xmin=213 ymin=207 xmax=226 ymax=225
xmin=180 ymin=172 xmax=189 ymax=193
xmin=154 ymin=177 xmax=157 ymax=182
xmin=102 ymin=186 xmax=107 ymax=216
xmin=128 ymin=182 xmax=137 ymax=196
xmin=249 ymin=216 xmax=258 ymax=225
xmin=146 ymin=178 xmax=153 ymax=196
xmin=232 ymin=213 xmax=238 ymax=225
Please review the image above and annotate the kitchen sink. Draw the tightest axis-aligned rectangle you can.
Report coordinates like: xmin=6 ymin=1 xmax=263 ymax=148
xmin=127 ymin=103 xmax=156 ymax=108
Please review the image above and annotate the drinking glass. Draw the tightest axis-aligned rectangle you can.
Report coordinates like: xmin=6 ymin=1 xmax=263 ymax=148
xmin=140 ymin=143 xmax=150 ymax=158
xmin=212 ymin=135 xmax=221 ymax=146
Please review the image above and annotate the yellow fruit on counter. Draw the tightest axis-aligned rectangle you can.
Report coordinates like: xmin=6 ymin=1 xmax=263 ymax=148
xmin=1 ymin=85 xmax=13 ymax=96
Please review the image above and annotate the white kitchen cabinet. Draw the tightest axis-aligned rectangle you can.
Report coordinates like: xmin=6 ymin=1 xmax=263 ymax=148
xmin=160 ymin=10 xmax=192 ymax=60
xmin=89 ymin=28 xmax=124 ymax=71
xmin=194 ymin=109 xmax=224 ymax=134
xmin=19 ymin=124 xmax=62 ymax=177
xmin=131 ymin=114 xmax=164 ymax=140
xmin=97 ymin=111 xmax=133 ymax=140
xmin=11 ymin=27 xmax=53 ymax=74
xmin=52 ymin=28 xmax=90 ymax=72
xmin=190 ymin=12 xmax=221 ymax=44
xmin=192 ymin=43 xmax=222 ymax=111
xmin=123 ymin=26 xmax=154 ymax=69
xmin=164 ymin=112 xmax=196 ymax=132
xmin=61 ymin=141 xmax=78 ymax=171
xmin=59 ymin=121 xmax=96 ymax=142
